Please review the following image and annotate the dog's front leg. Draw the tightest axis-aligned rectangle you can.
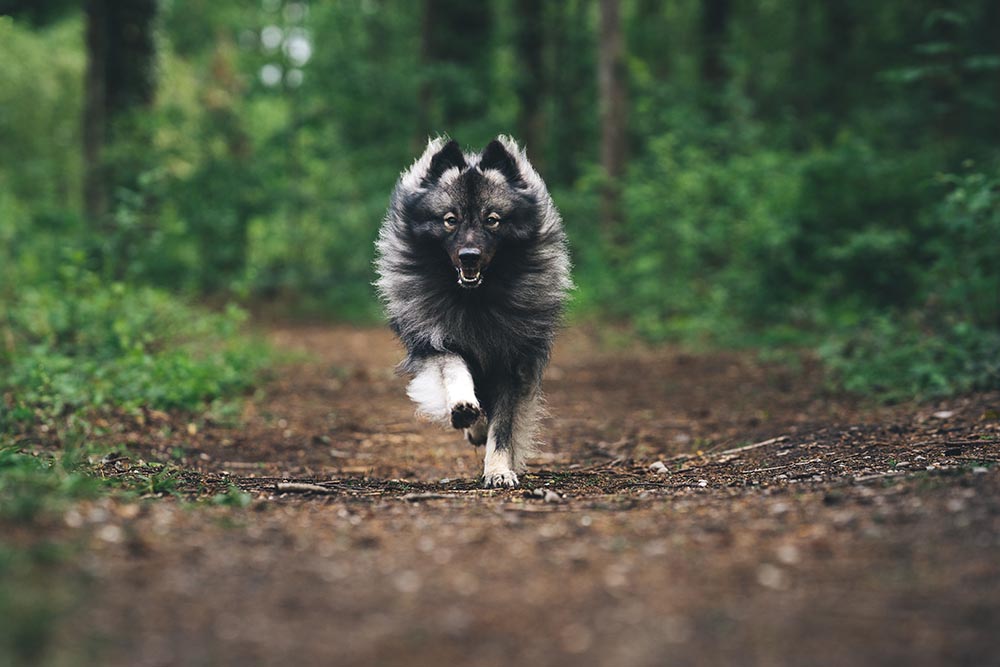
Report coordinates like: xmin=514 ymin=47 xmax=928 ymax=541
xmin=440 ymin=354 xmax=485 ymax=429
xmin=482 ymin=366 xmax=542 ymax=489
xmin=407 ymin=354 xmax=484 ymax=429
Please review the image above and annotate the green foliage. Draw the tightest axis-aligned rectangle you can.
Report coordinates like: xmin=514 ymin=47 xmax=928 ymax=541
xmin=821 ymin=169 xmax=1000 ymax=399
xmin=926 ymin=169 xmax=1000 ymax=329
xmin=123 ymin=465 xmax=181 ymax=497
xmin=2 ymin=2 xmax=1000 ymax=401
xmin=0 ymin=446 xmax=101 ymax=523
xmin=0 ymin=16 xmax=83 ymax=209
xmin=0 ymin=443 xmax=115 ymax=666
xmin=0 ymin=271 xmax=269 ymax=431
xmin=768 ymin=140 xmax=938 ymax=315
xmin=209 ymin=484 xmax=252 ymax=508
xmin=574 ymin=121 xmax=1000 ymax=399
xmin=0 ymin=444 xmax=100 ymax=664
xmin=608 ymin=132 xmax=802 ymax=341
xmin=0 ymin=537 xmax=85 ymax=667
xmin=821 ymin=315 xmax=1000 ymax=401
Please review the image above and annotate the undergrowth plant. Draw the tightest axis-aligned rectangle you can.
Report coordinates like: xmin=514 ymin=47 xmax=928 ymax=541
xmin=1 ymin=270 xmax=269 ymax=434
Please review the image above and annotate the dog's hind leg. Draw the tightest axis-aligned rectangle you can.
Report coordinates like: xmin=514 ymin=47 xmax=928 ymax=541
xmin=465 ymin=417 xmax=488 ymax=447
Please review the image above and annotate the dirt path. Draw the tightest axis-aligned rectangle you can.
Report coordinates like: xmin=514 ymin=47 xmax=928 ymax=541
xmin=62 ymin=326 xmax=999 ymax=666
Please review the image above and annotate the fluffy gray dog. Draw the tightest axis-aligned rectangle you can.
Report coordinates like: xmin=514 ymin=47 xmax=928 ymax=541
xmin=375 ymin=136 xmax=571 ymax=487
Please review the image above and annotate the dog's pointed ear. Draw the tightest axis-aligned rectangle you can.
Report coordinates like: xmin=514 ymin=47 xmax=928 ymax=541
xmin=422 ymin=140 xmax=466 ymax=186
xmin=479 ymin=139 xmax=524 ymax=187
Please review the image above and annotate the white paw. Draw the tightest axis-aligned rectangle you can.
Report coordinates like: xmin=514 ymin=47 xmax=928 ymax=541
xmin=482 ymin=469 xmax=519 ymax=488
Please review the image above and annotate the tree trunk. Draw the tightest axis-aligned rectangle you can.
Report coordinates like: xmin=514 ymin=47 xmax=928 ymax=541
xmin=82 ymin=0 xmax=158 ymax=278
xmin=104 ymin=0 xmax=157 ymax=117
xmin=699 ymin=0 xmax=729 ymax=118
xmin=416 ymin=0 xmax=492 ymax=139
xmin=82 ymin=0 xmax=158 ymax=223
xmin=515 ymin=0 xmax=545 ymax=169
xmin=700 ymin=0 xmax=729 ymax=85
xmin=598 ymin=0 xmax=627 ymax=233
xmin=548 ymin=0 xmax=591 ymax=187
xmin=819 ymin=0 xmax=855 ymax=126
xmin=83 ymin=0 xmax=108 ymax=221
xmin=416 ymin=0 xmax=438 ymax=147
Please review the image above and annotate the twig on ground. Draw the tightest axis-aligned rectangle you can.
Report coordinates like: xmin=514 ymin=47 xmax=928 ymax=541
xmin=743 ymin=457 xmax=823 ymax=475
xmin=400 ymin=492 xmax=452 ymax=502
xmin=851 ymin=471 xmax=906 ymax=483
xmin=716 ymin=435 xmax=790 ymax=457
xmin=666 ymin=435 xmax=791 ymax=463
xmin=276 ymin=482 xmax=331 ymax=494
xmin=906 ymin=439 xmax=996 ymax=448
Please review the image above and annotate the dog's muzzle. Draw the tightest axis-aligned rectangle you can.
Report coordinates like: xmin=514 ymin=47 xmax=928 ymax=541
xmin=457 ymin=248 xmax=484 ymax=288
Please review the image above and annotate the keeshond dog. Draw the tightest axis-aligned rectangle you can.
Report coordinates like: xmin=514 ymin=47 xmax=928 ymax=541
xmin=375 ymin=136 xmax=572 ymax=488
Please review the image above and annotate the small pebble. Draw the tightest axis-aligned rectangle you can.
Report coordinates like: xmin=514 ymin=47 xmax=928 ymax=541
xmin=649 ymin=461 xmax=669 ymax=474
xmin=393 ymin=570 xmax=422 ymax=594
xmin=757 ymin=563 xmax=786 ymax=590
xmin=776 ymin=544 xmax=801 ymax=565
xmin=560 ymin=623 xmax=593 ymax=654
xmin=64 ymin=508 xmax=83 ymax=528
xmin=770 ymin=502 xmax=790 ymax=515
xmin=96 ymin=524 xmax=123 ymax=544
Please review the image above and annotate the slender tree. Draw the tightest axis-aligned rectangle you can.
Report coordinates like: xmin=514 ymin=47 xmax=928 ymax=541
xmin=598 ymin=0 xmax=627 ymax=233
xmin=82 ymin=0 xmax=158 ymax=222
xmin=416 ymin=0 xmax=491 ymax=140
xmin=699 ymin=0 xmax=730 ymax=118
xmin=416 ymin=0 xmax=437 ymax=148
xmin=514 ymin=0 xmax=545 ymax=168
xmin=547 ymin=0 xmax=593 ymax=187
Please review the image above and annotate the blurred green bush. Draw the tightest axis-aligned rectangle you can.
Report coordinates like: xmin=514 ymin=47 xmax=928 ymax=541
xmin=574 ymin=130 xmax=999 ymax=398
xmin=820 ymin=170 xmax=1000 ymax=399
xmin=0 ymin=271 xmax=268 ymax=432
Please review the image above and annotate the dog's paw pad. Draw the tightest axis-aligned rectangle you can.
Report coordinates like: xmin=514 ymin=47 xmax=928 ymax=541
xmin=450 ymin=402 xmax=483 ymax=429
xmin=482 ymin=470 xmax=519 ymax=489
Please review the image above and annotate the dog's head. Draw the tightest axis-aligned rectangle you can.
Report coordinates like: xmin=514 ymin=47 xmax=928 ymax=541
xmin=397 ymin=137 xmax=542 ymax=289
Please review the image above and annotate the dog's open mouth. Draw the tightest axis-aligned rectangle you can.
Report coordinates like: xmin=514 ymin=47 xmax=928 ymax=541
xmin=457 ymin=267 xmax=483 ymax=288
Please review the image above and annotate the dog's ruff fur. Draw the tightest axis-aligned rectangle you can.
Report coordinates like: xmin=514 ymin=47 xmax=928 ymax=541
xmin=374 ymin=136 xmax=571 ymax=488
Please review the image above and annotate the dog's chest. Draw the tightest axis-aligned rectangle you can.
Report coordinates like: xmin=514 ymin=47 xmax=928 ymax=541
xmin=442 ymin=304 xmax=527 ymax=368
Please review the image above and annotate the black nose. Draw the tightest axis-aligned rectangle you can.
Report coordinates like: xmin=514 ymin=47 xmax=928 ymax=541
xmin=458 ymin=248 xmax=481 ymax=267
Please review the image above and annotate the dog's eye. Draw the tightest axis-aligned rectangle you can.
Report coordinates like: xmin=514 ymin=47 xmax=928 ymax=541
xmin=443 ymin=213 xmax=457 ymax=232
xmin=485 ymin=213 xmax=501 ymax=229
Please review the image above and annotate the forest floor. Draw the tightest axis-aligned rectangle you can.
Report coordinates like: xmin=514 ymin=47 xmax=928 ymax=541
xmin=37 ymin=325 xmax=1000 ymax=666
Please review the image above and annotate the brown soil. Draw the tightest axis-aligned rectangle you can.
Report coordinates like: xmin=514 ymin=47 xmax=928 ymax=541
xmin=55 ymin=326 xmax=1000 ymax=665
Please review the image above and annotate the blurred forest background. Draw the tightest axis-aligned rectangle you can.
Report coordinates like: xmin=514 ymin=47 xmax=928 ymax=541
xmin=1 ymin=0 xmax=999 ymax=402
